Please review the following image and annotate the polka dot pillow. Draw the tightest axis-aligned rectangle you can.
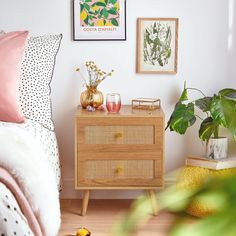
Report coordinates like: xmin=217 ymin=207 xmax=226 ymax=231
xmin=19 ymin=34 xmax=62 ymax=131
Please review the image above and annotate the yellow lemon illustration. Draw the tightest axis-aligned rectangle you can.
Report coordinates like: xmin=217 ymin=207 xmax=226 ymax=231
xmin=99 ymin=0 xmax=106 ymax=3
xmin=106 ymin=21 xmax=113 ymax=26
xmin=80 ymin=10 xmax=88 ymax=21
xmin=91 ymin=5 xmax=100 ymax=12
xmin=97 ymin=19 xmax=104 ymax=26
xmin=114 ymin=2 xmax=119 ymax=10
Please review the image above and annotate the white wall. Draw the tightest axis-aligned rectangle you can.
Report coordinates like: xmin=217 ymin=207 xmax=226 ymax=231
xmin=1 ymin=0 xmax=236 ymax=199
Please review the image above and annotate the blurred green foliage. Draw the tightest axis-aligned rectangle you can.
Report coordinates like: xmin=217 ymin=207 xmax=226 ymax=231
xmin=111 ymin=174 xmax=236 ymax=236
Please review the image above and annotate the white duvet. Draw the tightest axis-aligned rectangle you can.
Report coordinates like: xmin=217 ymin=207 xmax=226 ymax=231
xmin=0 ymin=121 xmax=61 ymax=236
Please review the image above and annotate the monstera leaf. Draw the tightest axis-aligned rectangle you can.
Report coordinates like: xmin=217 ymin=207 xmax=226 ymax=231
xmin=219 ymin=88 xmax=236 ymax=100
xmin=210 ymin=92 xmax=236 ymax=140
xmin=199 ymin=117 xmax=219 ymax=141
xmin=195 ymin=97 xmax=212 ymax=112
xmin=166 ymin=102 xmax=196 ymax=135
xmin=179 ymin=81 xmax=188 ymax=102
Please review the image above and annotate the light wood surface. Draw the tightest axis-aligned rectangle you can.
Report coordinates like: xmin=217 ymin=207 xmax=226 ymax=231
xmin=59 ymin=199 xmax=175 ymax=236
xmin=81 ymin=190 xmax=90 ymax=216
xmin=146 ymin=190 xmax=158 ymax=216
xmin=75 ymin=105 xmax=165 ymax=117
xmin=75 ymin=105 xmax=165 ymax=215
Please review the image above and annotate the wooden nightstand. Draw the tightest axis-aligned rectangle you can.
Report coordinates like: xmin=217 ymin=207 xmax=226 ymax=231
xmin=75 ymin=105 xmax=165 ymax=215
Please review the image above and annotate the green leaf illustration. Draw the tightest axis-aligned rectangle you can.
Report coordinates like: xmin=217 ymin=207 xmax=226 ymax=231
xmin=109 ymin=0 xmax=117 ymax=4
xmin=85 ymin=0 xmax=92 ymax=2
xmin=80 ymin=4 xmax=84 ymax=12
xmin=88 ymin=11 xmax=96 ymax=15
xmin=92 ymin=2 xmax=106 ymax=7
xmin=84 ymin=16 xmax=89 ymax=25
xmin=111 ymin=18 xmax=119 ymax=26
xmin=83 ymin=3 xmax=90 ymax=11
xmin=108 ymin=8 xmax=117 ymax=15
xmin=101 ymin=8 xmax=109 ymax=18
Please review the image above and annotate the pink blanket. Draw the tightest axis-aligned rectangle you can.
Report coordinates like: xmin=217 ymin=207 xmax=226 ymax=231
xmin=0 ymin=166 xmax=43 ymax=236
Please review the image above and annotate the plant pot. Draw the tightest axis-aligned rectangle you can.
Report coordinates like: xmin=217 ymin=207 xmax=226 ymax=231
xmin=80 ymin=86 xmax=103 ymax=109
xmin=206 ymin=137 xmax=228 ymax=160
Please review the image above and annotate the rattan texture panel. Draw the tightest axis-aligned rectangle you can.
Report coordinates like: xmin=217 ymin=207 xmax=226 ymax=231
xmin=85 ymin=126 xmax=154 ymax=144
xmin=85 ymin=160 xmax=154 ymax=179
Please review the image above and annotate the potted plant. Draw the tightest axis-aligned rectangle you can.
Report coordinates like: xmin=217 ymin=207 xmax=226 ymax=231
xmin=166 ymin=82 xmax=236 ymax=159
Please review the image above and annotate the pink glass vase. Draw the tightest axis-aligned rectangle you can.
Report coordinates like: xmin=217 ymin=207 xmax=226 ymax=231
xmin=106 ymin=93 xmax=121 ymax=113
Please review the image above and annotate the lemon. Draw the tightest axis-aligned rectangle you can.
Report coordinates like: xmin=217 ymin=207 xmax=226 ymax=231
xmin=91 ymin=5 xmax=100 ymax=12
xmin=106 ymin=21 xmax=113 ymax=26
xmin=97 ymin=19 xmax=104 ymax=26
xmin=76 ymin=227 xmax=91 ymax=236
xmin=114 ymin=2 xmax=119 ymax=10
xmin=80 ymin=10 xmax=88 ymax=21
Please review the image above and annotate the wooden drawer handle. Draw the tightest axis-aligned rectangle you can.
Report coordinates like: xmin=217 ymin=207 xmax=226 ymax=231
xmin=114 ymin=132 xmax=123 ymax=139
xmin=115 ymin=166 xmax=124 ymax=174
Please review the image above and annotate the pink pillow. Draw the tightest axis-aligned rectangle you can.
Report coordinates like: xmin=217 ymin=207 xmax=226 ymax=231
xmin=0 ymin=31 xmax=28 ymax=123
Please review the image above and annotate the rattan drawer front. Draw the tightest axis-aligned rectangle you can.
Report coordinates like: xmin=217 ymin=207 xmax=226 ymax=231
xmin=84 ymin=126 xmax=154 ymax=144
xmin=84 ymin=160 xmax=154 ymax=179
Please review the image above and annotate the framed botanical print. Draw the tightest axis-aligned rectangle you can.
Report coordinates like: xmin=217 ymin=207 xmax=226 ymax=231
xmin=73 ymin=0 xmax=126 ymax=41
xmin=136 ymin=18 xmax=179 ymax=74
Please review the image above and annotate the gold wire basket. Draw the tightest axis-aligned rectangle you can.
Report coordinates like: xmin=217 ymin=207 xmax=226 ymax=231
xmin=132 ymin=98 xmax=161 ymax=110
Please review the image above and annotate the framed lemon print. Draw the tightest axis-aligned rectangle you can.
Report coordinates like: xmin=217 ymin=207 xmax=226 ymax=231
xmin=73 ymin=0 xmax=126 ymax=41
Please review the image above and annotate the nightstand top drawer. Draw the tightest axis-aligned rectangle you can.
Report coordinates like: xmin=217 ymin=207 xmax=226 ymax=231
xmin=75 ymin=105 xmax=164 ymax=118
xmin=85 ymin=125 xmax=154 ymax=144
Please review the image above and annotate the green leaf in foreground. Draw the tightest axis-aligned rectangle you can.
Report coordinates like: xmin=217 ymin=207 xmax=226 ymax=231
xmin=112 ymin=174 xmax=236 ymax=236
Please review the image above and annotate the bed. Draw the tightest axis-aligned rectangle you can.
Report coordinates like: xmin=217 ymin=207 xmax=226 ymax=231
xmin=0 ymin=32 xmax=62 ymax=236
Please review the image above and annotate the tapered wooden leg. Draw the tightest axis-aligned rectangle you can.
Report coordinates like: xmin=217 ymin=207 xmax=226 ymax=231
xmin=81 ymin=190 xmax=90 ymax=216
xmin=146 ymin=190 xmax=158 ymax=216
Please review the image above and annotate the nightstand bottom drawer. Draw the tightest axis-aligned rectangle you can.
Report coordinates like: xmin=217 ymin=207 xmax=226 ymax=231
xmin=83 ymin=160 xmax=154 ymax=179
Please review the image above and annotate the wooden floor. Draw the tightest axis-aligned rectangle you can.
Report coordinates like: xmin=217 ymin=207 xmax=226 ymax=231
xmin=59 ymin=199 xmax=174 ymax=236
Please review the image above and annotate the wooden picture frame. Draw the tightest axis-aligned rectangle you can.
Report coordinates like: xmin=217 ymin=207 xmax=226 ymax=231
xmin=136 ymin=18 xmax=179 ymax=74
xmin=73 ymin=0 xmax=126 ymax=41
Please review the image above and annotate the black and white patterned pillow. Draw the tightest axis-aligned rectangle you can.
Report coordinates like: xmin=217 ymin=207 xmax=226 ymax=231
xmin=19 ymin=34 xmax=62 ymax=131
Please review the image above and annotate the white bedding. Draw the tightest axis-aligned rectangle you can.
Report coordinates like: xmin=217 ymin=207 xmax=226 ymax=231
xmin=0 ymin=119 xmax=61 ymax=189
xmin=0 ymin=183 xmax=34 ymax=236
xmin=0 ymin=120 xmax=61 ymax=235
